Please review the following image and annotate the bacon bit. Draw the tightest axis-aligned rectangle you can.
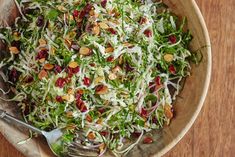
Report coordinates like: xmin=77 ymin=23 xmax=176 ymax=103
xmin=68 ymin=61 xmax=78 ymax=69
xmin=95 ymin=85 xmax=108 ymax=95
xmin=82 ymin=77 xmax=90 ymax=86
xmin=38 ymin=70 xmax=48 ymax=80
xmin=107 ymin=56 xmax=114 ymax=62
xmin=107 ymin=28 xmax=117 ymax=34
xmin=86 ymin=114 xmax=93 ymax=123
xmin=144 ymin=29 xmax=152 ymax=37
xmin=54 ymin=65 xmax=62 ymax=74
xmin=55 ymin=77 xmax=66 ymax=88
xmin=44 ymin=63 xmax=54 ymax=70
xmin=164 ymin=104 xmax=173 ymax=119
xmin=73 ymin=10 xmax=79 ymax=17
xmin=140 ymin=108 xmax=148 ymax=118
xmin=100 ymin=131 xmax=108 ymax=137
xmin=143 ymin=137 xmax=153 ymax=144
xmin=105 ymin=47 xmax=114 ymax=53
xmin=101 ymin=0 xmax=107 ymax=8
xmin=168 ymin=35 xmax=177 ymax=44
xmin=9 ymin=46 xmax=19 ymax=54
xmin=169 ymin=65 xmax=176 ymax=74
xmin=87 ymin=132 xmax=96 ymax=140
xmin=56 ymin=96 xmax=63 ymax=103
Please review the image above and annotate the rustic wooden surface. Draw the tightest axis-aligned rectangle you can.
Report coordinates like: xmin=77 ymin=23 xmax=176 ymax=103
xmin=0 ymin=0 xmax=234 ymax=157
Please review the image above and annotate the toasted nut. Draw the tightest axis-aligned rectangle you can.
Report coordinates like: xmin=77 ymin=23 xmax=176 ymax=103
xmin=87 ymin=132 xmax=96 ymax=140
xmin=13 ymin=32 xmax=20 ymax=41
xmin=67 ymin=88 xmax=74 ymax=95
xmin=99 ymin=22 xmax=109 ymax=29
xmin=86 ymin=115 xmax=93 ymax=123
xmin=94 ymin=76 xmax=105 ymax=85
xmin=38 ymin=70 xmax=48 ymax=80
xmin=164 ymin=54 xmax=174 ymax=62
xmin=62 ymin=95 xmax=70 ymax=101
xmin=89 ymin=10 xmax=95 ymax=16
xmin=39 ymin=38 xmax=47 ymax=46
xmin=44 ymin=63 xmax=54 ymax=70
xmin=95 ymin=85 xmax=108 ymax=95
xmin=118 ymin=55 xmax=123 ymax=64
xmin=39 ymin=58 xmax=46 ymax=63
xmin=105 ymin=47 xmax=114 ymax=53
xmin=96 ymin=118 xmax=103 ymax=124
xmin=92 ymin=25 xmax=100 ymax=36
xmin=57 ymin=5 xmax=66 ymax=12
xmin=108 ymin=73 xmax=117 ymax=80
xmin=123 ymin=42 xmax=133 ymax=48
xmin=64 ymin=38 xmax=72 ymax=48
xmin=9 ymin=47 xmax=19 ymax=54
xmin=112 ymin=66 xmax=121 ymax=73
xmin=66 ymin=124 xmax=76 ymax=130
xmin=99 ymin=143 xmax=105 ymax=153
xmin=68 ymin=31 xmax=77 ymax=39
xmin=164 ymin=104 xmax=173 ymax=119
xmin=66 ymin=111 xmax=73 ymax=118
xmin=50 ymin=47 xmax=56 ymax=55
xmin=79 ymin=47 xmax=92 ymax=56
xmin=68 ymin=61 xmax=78 ymax=68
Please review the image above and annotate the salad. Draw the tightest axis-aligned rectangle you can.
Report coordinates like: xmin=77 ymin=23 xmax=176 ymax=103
xmin=0 ymin=0 xmax=201 ymax=156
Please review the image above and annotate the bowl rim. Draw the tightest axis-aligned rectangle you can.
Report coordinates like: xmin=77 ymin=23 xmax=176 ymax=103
xmin=0 ymin=0 xmax=212 ymax=157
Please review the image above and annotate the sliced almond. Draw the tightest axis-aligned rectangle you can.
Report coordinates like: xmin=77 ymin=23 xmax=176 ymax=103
xmin=123 ymin=42 xmax=133 ymax=48
xmin=99 ymin=22 xmax=109 ymax=29
xmin=164 ymin=54 xmax=174 ymax=62
xmin=39 ymin=58 xmax=46 ymax=63
xmin=164 ymin=104 xmax=173 ymax=119
xmin=108 ymin=73 xmax=117 ymax=80
xmin=79 ymin=47 xmax=92 ymax=56
xmin=38 ymin=70 xmax=48 ymax=80
xmin=105 ymin=47 xmax=114 ymax=53
xmin=44 ymin=63 xmax=54 ymax=70
xmin=95 ymin=85 xmax=108 ymax=95
xmin=68 ymin=61 xmax=78 ymax=68
xmin=68 ymin=31 xmax=77 ymax=39
xmin=92 ymin=25 xmax=100 ymax=36
xmin=39 ymin=38 xmax=47 ymax=46
xmin=9 ymin=47 xmax=19 ymax=54
xmin=87 ymin=132 xmax=96 ymax=140
xmin=94 ymin=76 xmax=105 ymax=85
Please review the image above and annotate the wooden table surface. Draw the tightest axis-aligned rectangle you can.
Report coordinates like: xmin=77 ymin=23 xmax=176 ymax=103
xmin=1 ymin=0 xmax=234 ymax=157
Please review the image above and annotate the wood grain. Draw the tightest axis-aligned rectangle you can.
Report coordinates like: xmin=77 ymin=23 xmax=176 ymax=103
xmin=0 ymin=0 xmax=234 ymax=157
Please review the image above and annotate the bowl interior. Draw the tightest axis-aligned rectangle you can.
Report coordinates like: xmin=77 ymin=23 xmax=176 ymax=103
xmin=0 ymin=0 xmax=211 ymax=157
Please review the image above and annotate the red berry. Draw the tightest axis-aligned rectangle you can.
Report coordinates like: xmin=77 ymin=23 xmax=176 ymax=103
xmin=73 ymin=10 xmax=79 ymax=17
xmin=55 ymin=77 xmax=66 ymax=88
xmin=141 ymin=108 xmax=148 ymax=118
xmin=144 ymin=29 xmax=152 ymax=37
xmin=107 ymin=56 xmax=114 ymax=62
xmin=169 ymin=65 xmax=176 ymax=74
xmin=143 ymin=137 xmax=153 ymax=144
xmin=169 ymin=35 xmax=177 ymax=44
xmin=83 ymin=77 xmax=91 ymax=86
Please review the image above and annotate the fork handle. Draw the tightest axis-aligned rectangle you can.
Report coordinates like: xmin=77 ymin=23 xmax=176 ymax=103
xmin=0 ymin=109 xmax=43 ymax=134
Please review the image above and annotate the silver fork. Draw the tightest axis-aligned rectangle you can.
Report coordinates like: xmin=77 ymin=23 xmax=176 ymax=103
xmin=0 ymin=109 xmax=100 ymax=157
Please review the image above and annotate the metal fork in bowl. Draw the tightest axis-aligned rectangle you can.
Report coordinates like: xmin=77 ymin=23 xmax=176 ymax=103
xmin=0 ymin=109 xmax=100 ymax=157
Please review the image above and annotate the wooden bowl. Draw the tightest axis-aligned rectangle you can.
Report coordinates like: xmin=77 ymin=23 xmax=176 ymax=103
xmin=0 ymin=0 xmax=211 ymax=156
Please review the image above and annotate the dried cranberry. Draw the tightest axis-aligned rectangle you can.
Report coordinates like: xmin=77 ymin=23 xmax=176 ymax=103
xmin=98 ymin=108 xmax=105 ymax=114
xmin=79 ymin=10 xmax=86 ymax=19
xmin=168 ymin=35 xmax=177 ymax=44
xmin=101 ymin=0 xmax=107 ymax=8
xmin=75 ymin=92 xmax=82 ymax=101
xmin=83 ymin=77 xmax=91 ymax=86
xmin=132 ymin=132 xmax=141 ymax=138
xmin=169 ymin=65 xmax=176 ymax=74
xmin=72 ymin=66 xmax=80 ymax=74
xmin=139 ymin=17 xmax=147 ymax=25
xmin=56 ymin=96 xmax=63 ymax=103
xmin=55 ymin=77 xmax=66 ymax=88
xmin=144 ymin=29 xmax=152 ymax=37
xmin=36 ymin=49 xmax=48 ymax=60
xmin=89 ymin=63 xmax=95 ymax=67
xmin=155 ymin=76 xmax=161 ymax=86
xmin=143 ymin=137 xmax=153 ymax=144
xmin=125 ymin=62 xmax=134 ymax=72
xmin=67 ymin=67 xmax=80 ymax=77
xmin=73 ymin=10 xmax=79 ymax=18
xmin=149 ymin=82 xmax=155 ymax=93
xmin=108 ymin=28 xmax=117 ymax=34
xmin=76 ymin=100 xmax=87 ymax=112
xmin=36 ymin=15 xmax=44 ymax=27
xmin=9 ymin=68 xmax=20 ymax=83
xmin=84 ymin=4 xmax=92 ymax=14
xmin=100 ymin=131 xmax=108 ymax=136
xmin=141 ymin=108 xmax=148 ymax=118
xmin=152 ymin=116 xmax=158 ymax=124
xmin=107 ymin=56 xmax=114 ymax=62
xmin=24 ymin=76 xmax=34 ymax=83
xmin=54 ymin=65 xmax=63 ymax=74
